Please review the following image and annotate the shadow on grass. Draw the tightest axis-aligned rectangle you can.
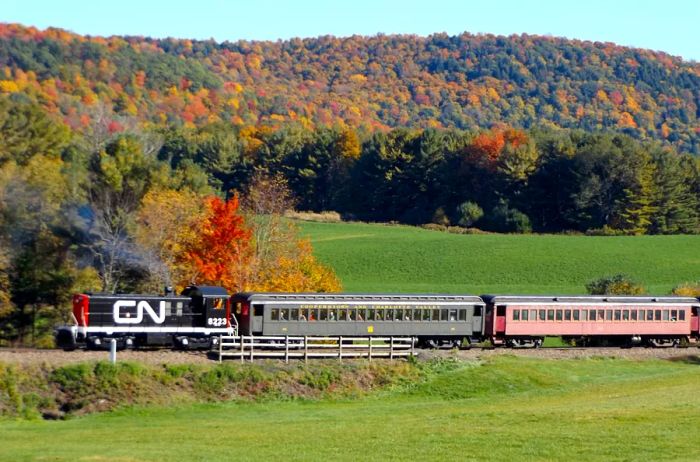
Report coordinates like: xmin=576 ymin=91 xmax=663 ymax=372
xmin=668 ymin=355 xmax=700 ymax=365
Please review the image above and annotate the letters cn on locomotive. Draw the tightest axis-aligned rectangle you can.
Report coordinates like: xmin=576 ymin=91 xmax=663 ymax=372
xmin=55 ymin=285 xmax=234 ymax=349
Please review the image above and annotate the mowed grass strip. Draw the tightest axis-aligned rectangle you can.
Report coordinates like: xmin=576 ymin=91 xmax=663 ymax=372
xmin=2 ymin=357 xmax=699 ymax=461
xmin=299 ymin=221 xmax=700 ymax=294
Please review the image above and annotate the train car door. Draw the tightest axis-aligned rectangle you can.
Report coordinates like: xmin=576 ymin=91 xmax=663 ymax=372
xmin=691 ymin=306 xmax=699 ymax=334
xmin=495 ymin=305 xmax=507 ymax=334
xmin=251 ymin=303 xmax=264 ymax=334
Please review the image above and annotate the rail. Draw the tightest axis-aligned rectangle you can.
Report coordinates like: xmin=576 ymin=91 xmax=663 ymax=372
xmin=215 ymin=335 xmax=417 ymax=363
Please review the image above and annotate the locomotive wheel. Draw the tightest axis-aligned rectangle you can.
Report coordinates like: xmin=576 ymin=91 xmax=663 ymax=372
xmin=425 ymin=339 xmax=440 ymax=349
xmin=533 ymin=339 xmax=543 ymax=349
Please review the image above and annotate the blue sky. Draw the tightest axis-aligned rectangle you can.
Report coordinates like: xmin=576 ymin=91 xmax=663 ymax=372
xmin=4 ymin=0 xmax=699 ymax=61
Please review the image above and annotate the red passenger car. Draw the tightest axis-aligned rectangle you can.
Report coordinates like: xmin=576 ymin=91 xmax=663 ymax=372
xmin=483 ymin=295 xmax=700 ymax=347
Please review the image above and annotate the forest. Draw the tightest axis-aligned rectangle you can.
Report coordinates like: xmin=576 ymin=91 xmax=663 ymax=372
xmin=1 ymin=24 xmax=700 ymax=346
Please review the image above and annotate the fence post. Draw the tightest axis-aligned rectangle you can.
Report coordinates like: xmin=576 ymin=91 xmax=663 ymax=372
xmin=390 ymin=337 xmax=394 ymax=361
xmin=218 ymin=335 xmax=222 ymax=363
xmin=368 ymin=336 xmax=372 ymax=362
xmin=240 ymin=335 xmax=245 ymax=363
xmin=339 ymin=336 xmax=343 ymax=362
xmin=249 ymin=336 xmax=254 ymax=362
xmin=109 ymin=339 xmax=117 ymax=364
xmin=411 ymin=337 xmax=415 ymax=358
xmin=285 ymin=336 xmax=289 ymax=364
xmin=304 ymin=335 xmax=308 ymax=363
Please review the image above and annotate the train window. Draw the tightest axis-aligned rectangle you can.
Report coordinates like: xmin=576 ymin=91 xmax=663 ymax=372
xmin=419 ymin=309 xmax=428 ymax=321
xmin=564 ymin=310 xmax=572 ymax=321
xmin=663 ymin=310 xmax=670 ymax=321
xmin=646 ymin=310 xmax=653 ymax=321
xmin=442 ymin=309 xmax=450 ymax=321
xmin=538 ymin=310 xmax=546 ymax=321
xmin=290 ymin=309 xmax=299 ymax=321
xmin=459 ymin=309 xmax=467 ymax=321
xmin=176 ymin=302 xmax=183 ymax=317
xmin=622 ymin=310 xmax=629 ymax=321
xmin=555 ymin=310 xmax=562 ymax=321
xmin=432 ymin=309 xmax=440 ymax=321
xmin=613 ymin=310 xmax=621 ymax=321
xmin=384 ymin=309 xmax=392 ymax=321
xmin=497 ymin=306 xmax=506 ymax=316
xmin=253 ymin=305 xmax=263 ymax=316
xmin=522 ymin=310 xmax=529 ymax=321
xmin=513 ymin=310 xmax=520 ymax=321
xmin=397 ymin=309 xmax=404 ymax=321
xmin=357 ymin=310 xmax=364 ymax=321
xmin=164 ymin=302 xmax=172 ymax=317
xmin=581 ymin=310 xmax=588 ymax=321
xmin=631 ymin=310 xmax=637 ymax=321
xmin=529 ymin=310 xmax=536 ymax=321
xmin=368 ymin=309 xmax=375 ymax=321
xmin=670 ymin=310 xmax=677 ymax=321
xmin=679 ymin=310 xmax=686 ymax=321
xmin=270 ymin=309 xmax=279 ymax=321
xmin=308 ymin=309 xmax=317 ymax=322
xmin=590 ymin=310 xmax=596 ymax=321
xmin=573 ymin=310 xmax=579 ymax=321
xmin=655 ymin=310 xmax=662 ymax=321
xmin=449 ymin=310 xmax=458 ymax=321
xmin=319 ymin=309 xmax=328 ymax=321
xmin=547 ymin=309 xmax=555 ymax=321
xmin=280 ymin=309 xmax=288 ymax=321
xmin=474 ymin=306 xmax=482 ymax=316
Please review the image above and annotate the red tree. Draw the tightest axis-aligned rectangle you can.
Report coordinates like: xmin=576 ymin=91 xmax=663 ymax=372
xmin=186 ymin=194 xmax=252 ymax=291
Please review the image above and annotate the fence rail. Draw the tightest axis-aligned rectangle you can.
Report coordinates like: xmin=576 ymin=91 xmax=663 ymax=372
xmin=215 ymin=335 xmax=416 ymax=362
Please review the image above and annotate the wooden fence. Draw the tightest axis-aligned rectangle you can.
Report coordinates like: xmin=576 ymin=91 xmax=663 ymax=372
xmin=215 ymin=335 xmax=416 ymax=363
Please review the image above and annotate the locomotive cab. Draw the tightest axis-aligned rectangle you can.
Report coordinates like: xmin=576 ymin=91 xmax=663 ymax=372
xmin=180 ymin=285 xmax=234 ymax=341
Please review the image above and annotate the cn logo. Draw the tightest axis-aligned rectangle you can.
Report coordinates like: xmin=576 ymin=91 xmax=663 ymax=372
xmin=113 ymin=300 xmax=166 ymax=324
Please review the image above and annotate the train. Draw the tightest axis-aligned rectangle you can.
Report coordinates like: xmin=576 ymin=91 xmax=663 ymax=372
xmin=55 ymin=286 xmax=700 ymax=350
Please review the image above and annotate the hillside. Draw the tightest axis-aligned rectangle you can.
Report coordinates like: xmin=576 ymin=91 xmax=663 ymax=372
xmin=299 ymin=221 xmax=700 ymax=294
xmin=1 ymin=23 xmax=699 ymax=154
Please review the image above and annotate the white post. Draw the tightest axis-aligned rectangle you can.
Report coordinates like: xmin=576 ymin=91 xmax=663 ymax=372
xmin=109 ymin=339 xmax=117 ymax=364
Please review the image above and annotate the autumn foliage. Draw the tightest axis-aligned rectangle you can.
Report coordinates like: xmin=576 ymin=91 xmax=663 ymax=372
xmin=185 ymin=194 xmax=252 ymax=291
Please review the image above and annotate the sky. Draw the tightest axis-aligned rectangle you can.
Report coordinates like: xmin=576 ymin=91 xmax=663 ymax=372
xmin=3 ymin=0 xmax=699 ymax=61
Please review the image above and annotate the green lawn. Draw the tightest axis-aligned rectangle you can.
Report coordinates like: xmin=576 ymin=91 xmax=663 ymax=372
xmin=3 ymin=356 xmax=699 ymax=461
xmin=299 ymin=221 xmax=700 ymax=294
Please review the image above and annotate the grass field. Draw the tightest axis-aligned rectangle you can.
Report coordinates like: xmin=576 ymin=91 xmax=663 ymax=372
xmin=3 ymin=356 xmax=700 ymax=461
xmin=299 ymin=221 xmax=700 ymax=294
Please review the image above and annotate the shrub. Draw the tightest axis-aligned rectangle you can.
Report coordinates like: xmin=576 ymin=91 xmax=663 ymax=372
xmin=456 ymin=201 xmax=483 ymax=227
xmin=671 ymin=282 xmax=700 ymax=297
xmin=586 ymin=274 xmax=645 ymax=295
xmin=431 ymin=207 xmax=450 ymax=226
xmin=482 ymin=201 xmax=532 ymax=233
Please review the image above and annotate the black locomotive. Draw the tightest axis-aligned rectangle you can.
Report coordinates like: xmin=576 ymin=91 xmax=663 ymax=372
xmin=56 ymin=286 xmax=232 ymax=350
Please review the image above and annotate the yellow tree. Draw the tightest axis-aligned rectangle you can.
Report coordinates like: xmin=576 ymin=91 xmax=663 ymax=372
xmin=134 ymin=188 xmax=207 ymax=292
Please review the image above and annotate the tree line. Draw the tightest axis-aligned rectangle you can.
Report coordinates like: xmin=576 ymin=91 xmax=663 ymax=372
xmin=156 ymin=118 xmax=700 ymax=235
